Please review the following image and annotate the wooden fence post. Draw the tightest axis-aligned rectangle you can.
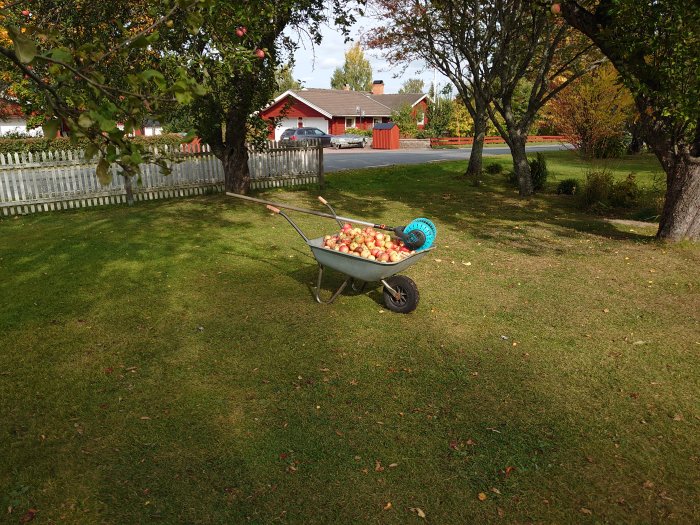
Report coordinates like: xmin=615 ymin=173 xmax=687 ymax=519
xmin=317 ymin=141 xmax=324 ymax=189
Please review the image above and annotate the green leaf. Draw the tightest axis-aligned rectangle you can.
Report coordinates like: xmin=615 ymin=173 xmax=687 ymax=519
xmin=49 ymin=47 xmax=73 ymax=64
xmin=185 ymin=12 xmax=203 ymax=34
xmin=96 ymin=158 xmax=112 ymax=185
xmin=8 ymin=27 xmax=37 ymax=64
xmin=99 ymin=118 xmax=118 ymax=133
xmin=131 ymin=35 xmax=149 ymax=49
xmin=42 ymin=119 xmax=59 ymax=138
xmin=78 ymin=113 xmax=93 ymax=129
xmin=84 ymin=143 xmax=99 ymax=160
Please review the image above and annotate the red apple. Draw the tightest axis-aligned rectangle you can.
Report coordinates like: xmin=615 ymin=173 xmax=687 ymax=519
xmin=379 ymin=253 xmax=390 ymax=263
xmin=255 ymin=49 xmax=265 ymax=59
xmin=22 ymin=10 xmax=30 ymax=16
xmin=236 ymin=27 xmax=245 ymax=37
xmin=339 ymin=245 xmax=349 ymax=253
xmin=551 ymin=3 xmax=561 ymax=15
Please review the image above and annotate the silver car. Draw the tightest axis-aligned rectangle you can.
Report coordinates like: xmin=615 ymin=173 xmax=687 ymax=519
xmin=330 ymin=134 xmax=368 ymax=149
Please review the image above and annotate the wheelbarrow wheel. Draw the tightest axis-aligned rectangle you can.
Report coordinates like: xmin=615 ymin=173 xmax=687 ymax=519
xmin=383 ymin=275 xmax=419 ymax=314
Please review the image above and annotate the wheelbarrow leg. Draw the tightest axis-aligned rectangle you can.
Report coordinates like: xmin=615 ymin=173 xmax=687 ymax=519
xmin=314 ymin=264 xmax=351 ymax=304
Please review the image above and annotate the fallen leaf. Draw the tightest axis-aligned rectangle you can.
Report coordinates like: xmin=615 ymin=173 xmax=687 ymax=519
xmin=478 ymin=492 xmax=487 ymax=501
xmin=603 ymin=308 xmax=610 ymax=313
xmin=375 ymin=460 xmax=384 ymax=472
xmin=497 ymin=507 xmax=505 ymax=517
xmin=466 ymin=439 xmax=476 ymax=446
xmin=449 ymin=440 xmax=459 ymax=450
xmin=491 ymin=487 xmax=501 ymax=495
xmin=279 ymin=453 xmax=288 ymax=460
xmin=434 ymin=259 xmax=442 ymax=263
xmin=643 ymin=480 xmax=655 ymax=489
xmin=410 ymin=507 xmax=426 ymax=518
xmin=20 ymin=509 xmax=37 ymax=523
xmin=673 ymin=413 xmax=684 ymax=421
xmin=389 ymin=463 xmax=398 ymax=468
xmin=383 ymin=502 xmax=392 ymax=511
xmin=580 ymin=507 xmax=592 ymax=515
xmin=335 ymin=429 xmax=344 ymax=436
xmin=139 ymin=416 xmax=151 ymax=420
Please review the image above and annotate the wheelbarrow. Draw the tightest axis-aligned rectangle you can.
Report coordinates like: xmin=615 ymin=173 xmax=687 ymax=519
xmin=226 ymin=192 xmax=436 ymax=313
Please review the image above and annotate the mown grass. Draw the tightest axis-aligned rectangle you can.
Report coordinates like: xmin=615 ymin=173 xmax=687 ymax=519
xmin=1 ymin=152 xmax=698 ymax=523
xmin=483 ymin=150 xmax=665 ymax=188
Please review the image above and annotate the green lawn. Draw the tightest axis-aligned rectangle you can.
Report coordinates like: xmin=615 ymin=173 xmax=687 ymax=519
xmin=1 ymin=152 xmax=698 ymax=523
xmin=484 ymin=150 xmax=666 ymax=188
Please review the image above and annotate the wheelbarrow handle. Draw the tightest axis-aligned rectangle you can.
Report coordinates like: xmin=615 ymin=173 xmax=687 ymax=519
xmin=266 ymin=204 xmax=281 ymax=214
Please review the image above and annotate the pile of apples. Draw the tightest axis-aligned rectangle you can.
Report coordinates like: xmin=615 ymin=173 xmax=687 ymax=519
xmin=322 ymin=223 xmax=415 ymax=263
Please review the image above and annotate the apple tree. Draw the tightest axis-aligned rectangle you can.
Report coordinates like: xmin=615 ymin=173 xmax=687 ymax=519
xmin=0 ymin=0 xmax=211 ymax=204
xmin=161 ymin=1 xmax=363 ymax=194
xmin=553 ymin=0 xmax=700 ymax=241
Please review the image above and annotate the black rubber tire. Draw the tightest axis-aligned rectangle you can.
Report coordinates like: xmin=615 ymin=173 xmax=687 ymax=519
xmin=383 ymin=275 xmax=419 ymax=314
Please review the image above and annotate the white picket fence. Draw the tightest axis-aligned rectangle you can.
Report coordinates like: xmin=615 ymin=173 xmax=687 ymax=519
xmin=0 ymin=140 xmax=323 ymax=215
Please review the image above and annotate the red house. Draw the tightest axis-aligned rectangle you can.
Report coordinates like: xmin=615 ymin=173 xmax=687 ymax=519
xmin=260 ymin=80 xmax=429 ymax=140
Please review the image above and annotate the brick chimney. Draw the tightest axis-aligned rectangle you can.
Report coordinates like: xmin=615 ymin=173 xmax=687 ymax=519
xmin=343 ymin=83 xmax=351 ymax=91
xmin=371 ymin=80 xmax=384 ymax=95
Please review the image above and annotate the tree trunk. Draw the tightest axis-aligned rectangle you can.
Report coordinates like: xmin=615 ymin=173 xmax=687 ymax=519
xmin=222 ymin=142 xmax=251 ymax=194
xmin=655 ymin=154 xmax=700 ymax=241
xmin=464 ymin=108 xmax=488 ymax=185
xmin=509 ymin=132 xmax=533 ymax=196
xmin=124 ymin=175 xmax=134 ymax=206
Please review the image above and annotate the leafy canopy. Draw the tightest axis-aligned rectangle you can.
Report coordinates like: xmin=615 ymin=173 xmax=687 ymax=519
xmin=330 ymin=43 xmax=373 ymax=91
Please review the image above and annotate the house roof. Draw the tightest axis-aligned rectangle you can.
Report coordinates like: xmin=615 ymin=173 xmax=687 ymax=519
xmin=265 ymin=89 xmax=428 ymax=118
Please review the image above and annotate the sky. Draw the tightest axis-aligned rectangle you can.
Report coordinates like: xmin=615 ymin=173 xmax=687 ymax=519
xmin=286 ymin=13 xmax=452 ymax=95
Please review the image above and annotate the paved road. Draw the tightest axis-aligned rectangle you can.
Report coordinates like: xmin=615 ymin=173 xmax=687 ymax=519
xmin=323 ymin=144 xmax=568 ymax=173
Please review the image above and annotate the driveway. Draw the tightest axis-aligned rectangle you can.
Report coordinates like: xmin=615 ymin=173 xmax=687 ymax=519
xmin=323 ymin=144 xmax=569 ymax=173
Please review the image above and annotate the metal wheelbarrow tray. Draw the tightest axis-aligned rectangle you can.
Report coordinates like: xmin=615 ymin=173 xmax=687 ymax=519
xmin=307 ymin=237 xmax=432 ymax=312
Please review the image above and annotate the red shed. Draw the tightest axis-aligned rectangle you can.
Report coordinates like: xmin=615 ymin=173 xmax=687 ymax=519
xmin=372 ymin=122 xmax=400 ymax=150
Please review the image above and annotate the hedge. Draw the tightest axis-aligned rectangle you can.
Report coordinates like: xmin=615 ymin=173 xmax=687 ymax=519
xmin=0 ymin=134 xmax=191 ymax=155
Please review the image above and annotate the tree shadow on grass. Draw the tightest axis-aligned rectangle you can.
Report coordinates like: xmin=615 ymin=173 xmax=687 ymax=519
xmin=0 ymin=197 xmax=693 ymax=523
xmin=316 ymin=163 xmax=656 ymax=258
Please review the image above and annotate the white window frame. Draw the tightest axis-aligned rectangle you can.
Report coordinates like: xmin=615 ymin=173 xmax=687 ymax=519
xmin=373 ymin=117 xmax=382 ymax=125
xmin=416 ymin=110 xmax=425 ymax=126
xmin=345 ymin=117 xmax=356 ymax=129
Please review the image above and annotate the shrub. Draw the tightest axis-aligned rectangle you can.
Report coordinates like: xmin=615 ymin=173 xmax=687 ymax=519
xmin=556 ymin=178 xmax=579 ymax=195
xmin=344 ymin=127 xmax=373 ymax=137
xmin=528 ymin=152 xmax=548 ymax=191
xmin=0 ymin=134 xmax=191 ymax=155
xmin=609 ymin=173 xmax=640 ymax=207
xmin=579 ymin=170 xmax=614 ymax=208
xmin=485 ymin=163 xmax=503 ymax=175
